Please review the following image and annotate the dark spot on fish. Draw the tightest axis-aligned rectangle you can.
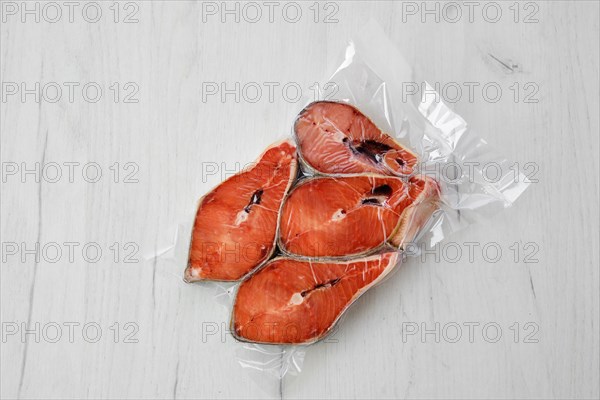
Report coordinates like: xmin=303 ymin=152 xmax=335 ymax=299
xmin=343 ymin=138 xmax=393 ymax=165
xmin=244 ymin=189 xmax=263 ymax=213
xmin=357 ymin=140 xmax=393 ymax=159
xmin=396 ymin=158 xmax=405 ymax=167
xmin=362 ymin=184 xmax=393 ymax=206
xmin=361 ymin=198 xmax=381 ymax=205
xmin=301 ymin=278 xmax=341 ymax=297
xmin=372 ymin=184 xmax=393 ymax=197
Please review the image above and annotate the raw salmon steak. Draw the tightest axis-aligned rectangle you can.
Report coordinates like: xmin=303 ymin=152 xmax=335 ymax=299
xmin=279 ymin=174 xmax=439 ymax=258
xmin=185 ymin=140 xmax=298 ymax=282
xmin=232 ymin=252 xmax=399 ymax=344
xmin=294 ymin=101 xmax=418 ymax=176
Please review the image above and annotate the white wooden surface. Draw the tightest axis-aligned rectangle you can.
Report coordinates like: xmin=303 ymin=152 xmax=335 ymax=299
xmin=1 ymin=1 xmax=598 ymax=399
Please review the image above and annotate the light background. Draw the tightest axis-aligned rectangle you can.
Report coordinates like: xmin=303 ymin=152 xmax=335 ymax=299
xmin=1 ymin=1 xmax=598 ymax=399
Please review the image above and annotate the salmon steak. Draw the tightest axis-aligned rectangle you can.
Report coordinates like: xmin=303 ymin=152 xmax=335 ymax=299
xmin=232 ymin=252 xmax=399 ymax=344
xmin=278 ymin=174 xmax=439 ymax=259
xmin=294 ymin=101 xmax=418 ymax=176
xmin=185 ymin=140 xmax=298 ymax=282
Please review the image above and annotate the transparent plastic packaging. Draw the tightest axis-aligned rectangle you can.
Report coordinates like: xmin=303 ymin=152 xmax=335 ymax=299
xmin=154 ymin=21 xmax=530 ymax=382
xmin=227 ymin=20 xmax=529 ymax=379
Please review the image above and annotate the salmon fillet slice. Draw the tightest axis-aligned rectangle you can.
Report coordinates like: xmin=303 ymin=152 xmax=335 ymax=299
xmin=294 ymin=101 xmax=418 ymax=176
xmin=232 ymin=252 xmax=399 ymax=344
xmin=185 ymin=140 xmax=298 ymax=282
xmin=278 ymin=174 xmax=439 ymax=258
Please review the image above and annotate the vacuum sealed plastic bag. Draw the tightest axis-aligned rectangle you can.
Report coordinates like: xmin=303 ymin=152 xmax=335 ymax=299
xmin=172 ymin=20 xmax=530 ymax=380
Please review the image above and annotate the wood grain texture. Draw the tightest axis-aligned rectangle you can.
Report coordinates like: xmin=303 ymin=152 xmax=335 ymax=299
xmin=1 ymin=1 xmax=598 ymax=399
